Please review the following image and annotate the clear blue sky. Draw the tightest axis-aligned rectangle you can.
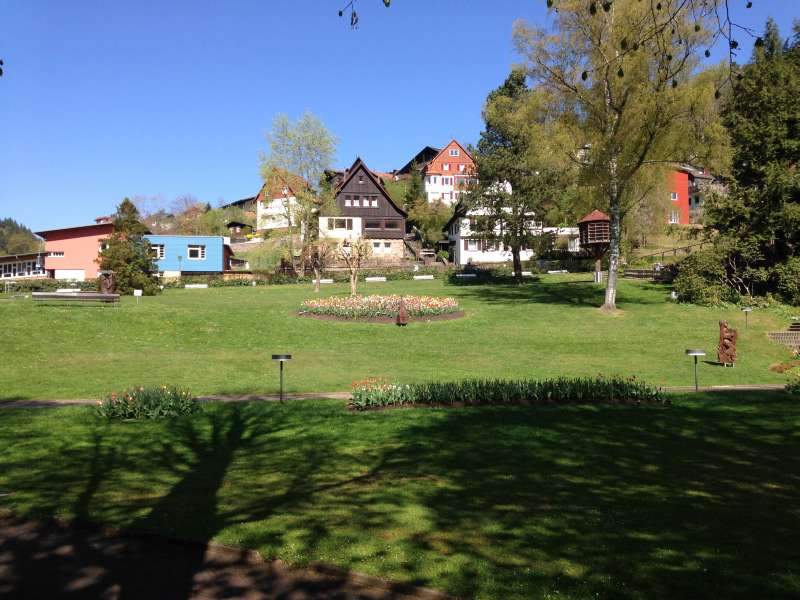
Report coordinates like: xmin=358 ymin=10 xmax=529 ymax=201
xmin=1 ymin=0 xmax=796 ymax=231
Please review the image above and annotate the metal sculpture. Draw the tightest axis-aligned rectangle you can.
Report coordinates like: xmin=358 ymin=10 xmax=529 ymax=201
xmin=718 ymin=320 xmax=737 ymax=366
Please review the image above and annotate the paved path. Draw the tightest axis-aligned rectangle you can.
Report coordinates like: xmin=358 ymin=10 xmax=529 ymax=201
xmin=0 ymin=516 xmax=454 ymax=599
xmin=0 ymin=384 xmax=787 ymax=410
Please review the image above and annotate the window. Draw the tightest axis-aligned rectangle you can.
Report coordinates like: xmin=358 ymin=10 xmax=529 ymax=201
xmin=669 ymin=211 xmax=680 ymax=224
xmin=432 ymin=176 xmax=438 ymax=184
xmin=459 ymin=164 xmax=466 ymax=173
xmin=443 ymin=163 xmax=450 ymax=171
xmin=384 ymin=242 xmax=391 ymax=249
xmin=671 ymin=192 xmax=679 ymax=201
xmin=330 ymin=218 xmax=353 ymax=230
xmin=151 ymin=244 xmax=165 ymax=259
xmin=99 ymin=241 xmax=109 ymax=252
xmin=449 ymin=148 xmax=460 ymax=157
xmin=345 ymin=198 xmax=352 ymax=207
xmin=370 ymin=197 xmax=378 ymax=207
xmin=466 ymin=239 xmax=479 ymax=251
xmin=358 ymin=174 xmax=365 ymax=184
xmin=365 ymin=220 xmax=381 ymax=229
xmin=48 ymin=251 xmax=65 ymax=257
xmin=187 ymin=245 xmax=206 ymax=260
xmin=383 ymin=220 xmax=401 ymax=230
xmin=373 ymin=242 xmax=381 ymax=250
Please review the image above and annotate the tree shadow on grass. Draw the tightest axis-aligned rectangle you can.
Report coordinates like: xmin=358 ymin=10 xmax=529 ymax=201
xmin=448 ymin=277 xmax=669 ymax=308
xmin=354 ymin=392 xmax=800 ymax=599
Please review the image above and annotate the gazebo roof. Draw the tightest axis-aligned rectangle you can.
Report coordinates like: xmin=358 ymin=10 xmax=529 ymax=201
xmin=578 ymin=210 xmax=610 ymax=224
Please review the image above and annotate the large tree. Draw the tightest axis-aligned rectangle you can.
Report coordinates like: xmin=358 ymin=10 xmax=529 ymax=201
xmin=472 ymin=70 xmax=573 ymax=280
xmin=98 ymin=199 xmax=159 ymax=295
xmin=259 ymin=112 xmax=338 ymax=268
xmin=514 ymin=0 xmax=727 ymax=310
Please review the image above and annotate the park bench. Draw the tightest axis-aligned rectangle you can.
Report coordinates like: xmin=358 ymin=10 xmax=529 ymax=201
xmin=32 ymin=291 xmax=120 ymax=304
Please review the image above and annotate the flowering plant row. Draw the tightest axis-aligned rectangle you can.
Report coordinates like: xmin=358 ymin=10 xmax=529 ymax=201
xmin=300 ymin=294 xmax=459 ymax=319
xmin=350 ymin=376 xmax=667 ymax=410
xmin=97 ymin=385 xmax=199 ymax=420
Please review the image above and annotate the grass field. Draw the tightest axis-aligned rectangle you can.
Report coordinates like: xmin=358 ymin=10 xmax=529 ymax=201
xmin=1 ymin=275 xmax=795 ymax=401
xmin=1 ymin=392 xmax=799 ymax=599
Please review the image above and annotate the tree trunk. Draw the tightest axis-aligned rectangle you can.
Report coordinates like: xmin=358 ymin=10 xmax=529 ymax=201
xmin=602 ymin=197 xmax=621 ymax=311
xmin=313 ymin=265 xmax=321 ymax=293
xmin=512 ymin=246 xmax=523 ymax=282
xmin=350 ymin=270 xmax=357 ymax=296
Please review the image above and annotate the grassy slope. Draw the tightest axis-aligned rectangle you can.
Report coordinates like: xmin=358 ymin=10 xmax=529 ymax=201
xmin=1 ymin=393 xmax=798 ymax=599
xmin=0 ymin=275 xmax=793 ymax=400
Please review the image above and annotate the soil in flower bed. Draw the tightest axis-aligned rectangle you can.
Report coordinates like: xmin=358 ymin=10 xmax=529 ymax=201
xmin=296 ymin=310 xmax=466 ymax=324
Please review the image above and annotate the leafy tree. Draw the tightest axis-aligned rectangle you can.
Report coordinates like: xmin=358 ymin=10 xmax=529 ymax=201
xmin=408 ymin=199 xmax=451 ymax=250
xmin=98 ymin=199 xmax=158 ymax=295
xmin=0 ymin=218 xmax=40 ymax=255
xmin=514 ymin=1 xmax=727 ymax=309
xmin=693 ymin=19 xmax=800 ymax=303
xmin=471 ymin=71 xmax=573 ymax=280
xmin=259 ymin=112 xmax=338 ymax=267
xmin=403 ymin=162 xmax=426 ymax=212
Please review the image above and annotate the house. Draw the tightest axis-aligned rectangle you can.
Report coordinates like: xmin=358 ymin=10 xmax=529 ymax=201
xmin=0 ymin=252 xmax=47 ymax=280
xmin=393 ymin=146 xmax=441 ymax=179
xmin=320 ymin=157 xmax=408 ymax=260
xmin=421 ymin=140 xmax=477 ymax=205
xmin=443 ymin=207 xmax=580 ymax=266
xmin=144 ymin=235 xmax=235 ymax=277
xmin=667 ymin=165 xmax=719 ymax=225
xmin=35 ymin=218 xmax=115 ymax=280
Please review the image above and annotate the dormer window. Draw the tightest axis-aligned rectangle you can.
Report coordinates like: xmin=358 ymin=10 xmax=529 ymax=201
xmin=449 ymin=149 xmax=460 ymax=157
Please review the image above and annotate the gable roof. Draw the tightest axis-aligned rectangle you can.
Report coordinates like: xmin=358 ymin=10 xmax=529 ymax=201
xmin=396 ymin=145 xmax=441 ymax=175
xmin=578 ymin=210 xmax=610 ymax=223
xmin=337 ymin=157 xmax=408 ymax=217
xmin=424 ymin=140 xmax=475 ymax=175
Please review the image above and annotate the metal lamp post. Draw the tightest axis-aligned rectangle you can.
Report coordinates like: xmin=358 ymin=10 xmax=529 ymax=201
xmin=272 ymin=354 xmax=292 ymax=402
xmin=742 ymin=307 xmax=752 ymax=328
xmin=685 ymin=349 xmax=706 ymax=392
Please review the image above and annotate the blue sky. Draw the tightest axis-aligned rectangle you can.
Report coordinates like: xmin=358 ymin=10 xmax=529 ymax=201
xmin=1 ymin=0 xmax=796 ymax=231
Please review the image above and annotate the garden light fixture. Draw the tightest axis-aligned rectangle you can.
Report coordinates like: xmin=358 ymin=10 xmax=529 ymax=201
xmin=272 ymin=354 xmax=292 ymax=402
xmin=685 ymin=349 xmax=706 ymax=392
xmin=742 ymin=306 xmax=752 ymax=328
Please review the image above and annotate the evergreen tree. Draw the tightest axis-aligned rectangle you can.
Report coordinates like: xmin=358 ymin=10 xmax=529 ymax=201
xmin=98 ymin=199 xmax=159 ymax=295
xmin=403 ymin=162 xmax=425 ymax=212
xmin=0 ymin=218 xmax=40 ymax=255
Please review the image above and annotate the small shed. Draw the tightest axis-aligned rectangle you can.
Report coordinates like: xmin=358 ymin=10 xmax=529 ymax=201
xmin=578 ymin=210 xmax=611 ymax=282
xmin=225 ymin=221 xmax=252 ymax=236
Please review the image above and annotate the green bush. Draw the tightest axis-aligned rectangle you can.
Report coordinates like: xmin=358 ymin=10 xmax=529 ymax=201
xmin=775 ymin=258 xmax=800 ymax=306
xmin=674 ymin=249 xmax=739 ymax=305
xmin=4 ymin=279 xmax=99 ymax=293
xmin=787 ymin=377 xmax=800 ymax=396
xmin=97 ymin=385 xmax=199 ymax=420
xmin=350 ymin=376 xmax=667 ymax=410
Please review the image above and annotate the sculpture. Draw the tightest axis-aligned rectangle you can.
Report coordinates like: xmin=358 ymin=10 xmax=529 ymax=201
xmin=718 ymin=320 xmax=737 ymax=366
xmin=98 ymin=270 xmax=116 ymax=294
xmin=396 ymin=298 xmax=409 ymax=327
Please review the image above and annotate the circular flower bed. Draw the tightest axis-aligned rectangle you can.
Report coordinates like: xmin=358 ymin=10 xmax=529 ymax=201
xmin=300 ymin=294 xmax=459 ymax=320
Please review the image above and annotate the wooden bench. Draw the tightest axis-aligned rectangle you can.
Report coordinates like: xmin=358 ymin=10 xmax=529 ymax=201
xmin=32 ymin=292 xmax=120 ymax=304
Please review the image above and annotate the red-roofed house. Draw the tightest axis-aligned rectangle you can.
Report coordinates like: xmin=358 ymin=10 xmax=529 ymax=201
xmin=422 ymin=140 xmax=477 ymax=205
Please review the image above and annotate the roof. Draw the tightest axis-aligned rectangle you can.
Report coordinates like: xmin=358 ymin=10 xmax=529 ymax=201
xmin=225 ymin=221 xmax=251 ymax=228
xmin=578 ymin=210 xmax=610 ymax=223
xmin=220 ymin=196 xmax=257 ymax=210
xmin=396 ymin=146 xmax=441 ymax=175
xmin=35 ymin=221 xmax=114 ymax=237
xmin=424 ymin=140 xmax=475 ymax=175
xmin=337 ymin=157 xmax=408 ymax=217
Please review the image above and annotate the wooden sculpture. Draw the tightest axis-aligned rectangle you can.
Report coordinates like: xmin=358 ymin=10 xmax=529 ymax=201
xmin=396 ymin=298 xmax=409 ymax=327
xmin=718 ymin=320 xmax=738 ymax=366
xmin=98 ymin=270 xmax=116 ymax=294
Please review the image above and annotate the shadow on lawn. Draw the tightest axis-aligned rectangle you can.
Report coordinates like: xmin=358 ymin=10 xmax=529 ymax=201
xmin=450 ymin=277 xmax=671 ymax=308
xmin=0 ymin=404 xmax=414 ymax=599
xmin=359 ymin=392 xmax=800 ymax=599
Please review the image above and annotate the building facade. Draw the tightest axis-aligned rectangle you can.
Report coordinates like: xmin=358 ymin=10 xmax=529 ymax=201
xmin=35 ymin=219 xmax=114 ymax=281
xmin=320 ymin=157 xmax=408 ymax=260
xmin=422 ymin=140 xmax=477 ymax=205
xmin=0 ymin=252 xmax=47 ymax=280
xmin=667 ymin=165 xmax=718 ymax=225
xmin=144 ymin=235 xmax=234 ymax=277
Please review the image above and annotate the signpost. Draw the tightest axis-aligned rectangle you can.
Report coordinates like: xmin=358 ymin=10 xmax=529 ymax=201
xmin=133 ymin=289 xmax=142 ymax=305
xmin=742 ymin=307 xmax=752 ymax=328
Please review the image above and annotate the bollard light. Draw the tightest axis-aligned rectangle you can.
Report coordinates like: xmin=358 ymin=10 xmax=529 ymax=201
xmin=685 ymin=349 xmax=706 ymax=392
xmin=741 ymin=306 xmax=752 ymax=328
xmin=272 ymin=354 xmax=292 ymax=402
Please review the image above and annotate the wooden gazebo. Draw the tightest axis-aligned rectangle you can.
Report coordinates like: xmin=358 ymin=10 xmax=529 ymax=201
xmin=578 ymin=210 xmax=610 ymax=283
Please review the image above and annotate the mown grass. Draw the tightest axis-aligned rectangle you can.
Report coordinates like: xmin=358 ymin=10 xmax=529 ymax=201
xmin=1 ymin=392 xmax=798 ymax=599
xmin=0 ymin=274 xmax=793 ymax=400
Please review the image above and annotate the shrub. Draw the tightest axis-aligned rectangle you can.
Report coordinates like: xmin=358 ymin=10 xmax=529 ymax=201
xmin=673 ymin=249 xmax=738 ymax=305
xmin=97 ymin=385 xmax=199 ymax=420
xmin=4 ymin=279 xmax=98 ymax=293
xmin=300 ymin=294 xmax=459 ymax=319
xmin=787 ymin=376 xmax=800 ymax=396
xmin=775 ymin=258 xmax=800 ymax=307
xmin=350 ymin=376 xmax=667 ymax=410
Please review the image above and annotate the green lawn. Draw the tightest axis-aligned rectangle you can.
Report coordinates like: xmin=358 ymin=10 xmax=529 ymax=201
xmin=1 ymin=275 xmax=794 ymax=400
xmin=1 ymin=393 xmax=799 ymax=599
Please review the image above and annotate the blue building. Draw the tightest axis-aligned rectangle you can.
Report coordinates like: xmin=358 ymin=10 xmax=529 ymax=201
xmin=144 ymin=235 xmax=234 ymax=276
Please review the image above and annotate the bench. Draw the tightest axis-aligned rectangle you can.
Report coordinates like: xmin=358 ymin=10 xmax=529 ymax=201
xmin=455 ymin=273 xmax=477 ymax=279
xmin=365 ymin=276 xmax=387 ymax=282
xmin=184 ymin=284 xmax=209 ymax=289
xmin=32 ymin=292 xmax=120 ymax=304
xmin=318 ymin=278 xmax=334 ymax=284
xmin=413 ymin=275 xmax=434 ymax=280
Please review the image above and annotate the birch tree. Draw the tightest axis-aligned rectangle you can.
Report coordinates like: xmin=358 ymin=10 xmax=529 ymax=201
xmin=338 ymin=236 xmax=372 ymax=296
xmin=514 ymin=0 xmax=728 ymax=310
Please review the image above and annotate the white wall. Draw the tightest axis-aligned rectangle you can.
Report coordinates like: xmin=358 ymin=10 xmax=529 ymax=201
xmin=319 ymin=216 xmax=363 ymax=240
xmin=53 ymin=269 xmax=86 ymax=281
xmin=257 ymin=196 xmax=296 ymax=230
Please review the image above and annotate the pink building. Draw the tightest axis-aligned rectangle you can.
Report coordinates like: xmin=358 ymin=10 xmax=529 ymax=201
xmin=36 ymin=218 xmax=114 ymax=281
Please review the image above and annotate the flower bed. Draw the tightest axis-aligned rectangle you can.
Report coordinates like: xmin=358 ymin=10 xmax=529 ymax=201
xmin=350 ymin=376 xmax=667 ymax=410
xmin=97 ymin=385 xmax=199 ymax=420
xmin=300 ymin=295 xmax=459 ymax=319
